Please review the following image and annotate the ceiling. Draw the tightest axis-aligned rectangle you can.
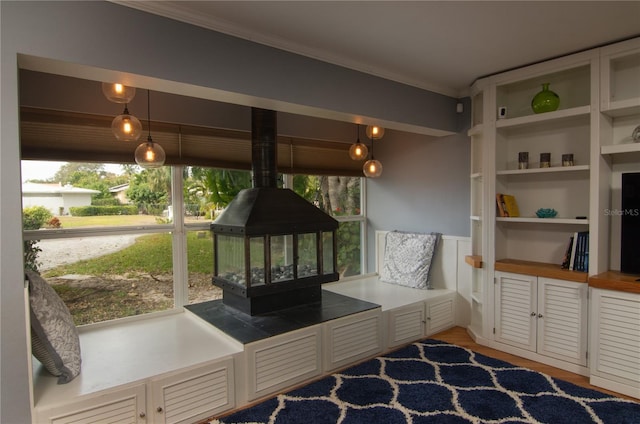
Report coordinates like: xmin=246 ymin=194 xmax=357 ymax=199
xmin=117 ymin=1 xmax=640 ymax=98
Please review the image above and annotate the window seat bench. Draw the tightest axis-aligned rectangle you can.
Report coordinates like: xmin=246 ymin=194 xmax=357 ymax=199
xmin=325 ymin=275 xmax=455 ymax=311
xmin=30 ymin=231 xmax=470 ymax=423
xmin=32 ymin=311 xmax=243 ymax=423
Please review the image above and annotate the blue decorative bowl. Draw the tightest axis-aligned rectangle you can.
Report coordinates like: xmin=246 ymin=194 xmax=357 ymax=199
xmin=536 ymin=208 xmax=557 ymax=218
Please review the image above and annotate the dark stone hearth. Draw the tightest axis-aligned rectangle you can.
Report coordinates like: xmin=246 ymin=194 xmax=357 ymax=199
xmin=185 ymin=290 xmax=380 ymax=345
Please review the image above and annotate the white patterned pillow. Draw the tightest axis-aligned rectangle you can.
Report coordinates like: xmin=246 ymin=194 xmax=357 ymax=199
xmin=27 ymin=270 xmax=81 ymax=383
xmin=379 ymin=231 xmax=441 ymax=289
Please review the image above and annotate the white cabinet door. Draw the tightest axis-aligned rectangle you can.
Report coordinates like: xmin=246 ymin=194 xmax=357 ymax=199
xmin=387 ymin=302 xmax=425 ymax=348
xmin=537 ymin=277 xmax=588 ymax=366
xmin=590 ymin=288 xmax=640 ymax=398
xmin=150 ymin=358 xmax=235 ymax=424
xmin=245 ymin=325 xmax=322 ymax=401
xmin=496 ymin=273 xmax=588 ymax=365
xmin=38 ymin=384 xmax=146 ymax=424
xmin=425 ymin=294 xmax=456 ymax=336
xmin=323 ymin=308 xmax=382 ymax=372
xmin=495 ymin=272 xmax=537 ymax=352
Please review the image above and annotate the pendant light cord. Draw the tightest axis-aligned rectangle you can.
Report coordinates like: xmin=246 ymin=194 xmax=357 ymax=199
xmin=147 ymin=90 xmax=152 ymax=141
xmin=370 ymin=137 xmax=375 ymax=159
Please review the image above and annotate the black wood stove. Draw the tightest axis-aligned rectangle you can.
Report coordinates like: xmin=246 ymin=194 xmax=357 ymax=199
xmin=210 ymin=108 xmax=339 ymax=315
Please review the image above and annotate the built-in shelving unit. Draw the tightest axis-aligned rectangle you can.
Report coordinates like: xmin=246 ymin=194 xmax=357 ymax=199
xmin=466 ymin=86 xmax=488 ymax=341
xmin=468 ymin=37 xmax=640 ymax=395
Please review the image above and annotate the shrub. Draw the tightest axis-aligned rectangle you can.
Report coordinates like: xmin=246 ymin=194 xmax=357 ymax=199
xmin=23 ymin=205 xmax=53 ymax=230
xmin=92 ymin=198 xmax=121 ymax=206
xmin=22 ymin=205 xmax=53 ymax=272
xmin=46 ymin=217 xmax=62 ymax=228
xmin=69 ymin=205 xmax=138 ymax=216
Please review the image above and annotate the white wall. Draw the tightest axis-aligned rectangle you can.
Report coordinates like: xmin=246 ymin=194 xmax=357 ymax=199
xmin=0 ymin=2 xmax=466 ymax=421
xmin=21 ymin=194 xmax=64 ymax=215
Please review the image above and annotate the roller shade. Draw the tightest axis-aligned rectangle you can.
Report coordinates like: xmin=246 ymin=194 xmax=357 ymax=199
xmin=20 ymin=107 xmax=363 ymax=176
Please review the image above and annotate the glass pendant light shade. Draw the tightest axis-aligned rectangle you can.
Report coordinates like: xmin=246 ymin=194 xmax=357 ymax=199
xmin=363 ymin=159 xmax=383 ymax=178
xmin=135 ymin=136 xmax=166 ymax=168
xmin=349 ymin=142 xmax=368 ymax=160
xmin=349 ymin=124 xmax=368 ymax=160
xmin=112 ymin=106 xmax=142 ymax=141
xmin=102 ymin=82 xmax=136 ymax=103
xmin=366 ymin=125 xmax=385 ymax=140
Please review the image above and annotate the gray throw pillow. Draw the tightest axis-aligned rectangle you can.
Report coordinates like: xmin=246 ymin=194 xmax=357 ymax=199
xmin=379 ymin=231 xmax=441 ymax=290
xmin=27 ymin=270 xmax=81 ymax=384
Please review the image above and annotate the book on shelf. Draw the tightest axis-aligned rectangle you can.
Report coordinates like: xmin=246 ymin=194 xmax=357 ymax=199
xmin=496 ymin=194 xmax=508 ymax=217
xmin=576 ymin=231 xmax=589 ymax=272
xmin=568 ymin=232 xmax=578 ymax=271
xmin=561 ymin=236 xmax=574 ymax=269
xmin=564 ymin=231 xmax=589 ymax=272
xmin=496 ymin=193 xmax=519 ymax=217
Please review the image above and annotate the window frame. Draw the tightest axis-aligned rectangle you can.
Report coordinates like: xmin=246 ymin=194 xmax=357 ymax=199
xmin=22 ymin=165 xmax=367 ymax=328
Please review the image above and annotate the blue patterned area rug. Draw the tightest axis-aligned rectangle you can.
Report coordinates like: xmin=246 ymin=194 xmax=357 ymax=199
xmin=212 ymin=339 xmax=639 ymax=424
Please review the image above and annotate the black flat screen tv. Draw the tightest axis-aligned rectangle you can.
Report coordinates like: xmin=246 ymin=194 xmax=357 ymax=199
xmin=621 ymin=172 xmax=640 ymax=274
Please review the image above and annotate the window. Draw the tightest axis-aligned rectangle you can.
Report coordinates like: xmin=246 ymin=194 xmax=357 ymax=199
xmin=21 ymin=161 xmax=178 ymax=325
xmin=21 ymin=162 xmax=365 ymax=326
xmin=183 ymin=167 xmax=253 ymax=304
xmin=291 ymin=175 xmax=364 ymax=277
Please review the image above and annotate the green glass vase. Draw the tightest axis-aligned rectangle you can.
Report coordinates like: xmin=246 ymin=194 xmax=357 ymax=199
xmin=531 ymin=83 xmax=559 ymax=114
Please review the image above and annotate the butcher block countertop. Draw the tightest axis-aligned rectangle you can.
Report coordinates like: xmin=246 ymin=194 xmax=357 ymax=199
xmin=589 ymin=271 xmax=640 ymax=294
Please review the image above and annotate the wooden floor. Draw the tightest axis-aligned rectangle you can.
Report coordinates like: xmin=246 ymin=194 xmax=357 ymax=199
xmin=433 ymin=326 xmax=637 ymax=402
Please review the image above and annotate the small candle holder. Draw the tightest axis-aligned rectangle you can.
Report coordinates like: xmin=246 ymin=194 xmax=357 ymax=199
xmin=562 ymin=154 xmax=574 ymax=167
xmin=518 ymin=152 xmax=529 ymax=169
xmin=540 ymin=152 xmax=551 ymax=168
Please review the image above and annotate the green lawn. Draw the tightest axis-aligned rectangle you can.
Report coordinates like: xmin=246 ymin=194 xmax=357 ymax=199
xmin=43 ymin=230 xmax=215 ymax=325
xmin=43 ymin=231 xmax=213 ymax=277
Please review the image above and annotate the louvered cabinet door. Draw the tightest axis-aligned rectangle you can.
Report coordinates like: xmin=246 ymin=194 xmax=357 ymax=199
xmin=536 ymin=278 xmax=588 ymax=366
xmin=245 ymin=325 xmax=322 ymax=401
xmin=494 ymin=272 xmax=537 ymax=352
xmin=323 ymin=308 xmax=382 ymax=371
xmin=39 ymin=384 xmax=146 ymax=424
xmin=150 ymin=358 xmax=235 ymax=424
xmin=590 ymin=288 xmax=640 ymax=396
xmin=425 ymin=293 xmax=456 ymax=336
xmin=387 ymin=302 xmax=425 ymax=348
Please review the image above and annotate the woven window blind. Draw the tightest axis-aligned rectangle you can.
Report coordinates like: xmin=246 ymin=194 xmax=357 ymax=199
xmin=20 ymin=107 xmax=363 ymax=176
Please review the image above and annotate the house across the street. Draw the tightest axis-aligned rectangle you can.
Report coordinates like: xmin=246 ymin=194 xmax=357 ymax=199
xmin=22 ymin=182 xmax=99 ymax=215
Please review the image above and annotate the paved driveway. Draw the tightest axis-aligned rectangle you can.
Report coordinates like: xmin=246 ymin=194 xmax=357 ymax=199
xmin=36 ymin=234 xmax=140 ymax=271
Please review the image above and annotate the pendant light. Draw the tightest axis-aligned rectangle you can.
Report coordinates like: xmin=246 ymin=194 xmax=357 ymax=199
xmin=134 ymin=90 xmax=165 ymax=168
xmin=363 ymin=124 xmax=383 ymax=177
xmin=366 ymin=125 xmax=385 ymax=140
xmin=111 ymin=104 xmax=142 ymax=141
xmin=363 ymin=150 xmax=383 ymax=178
xmin=102 ymin=82 xmax=136 ymax=103
xmin=348 ymin=124 xmax=368 ymax=161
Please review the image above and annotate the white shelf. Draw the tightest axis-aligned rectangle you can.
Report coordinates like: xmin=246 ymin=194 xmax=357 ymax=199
xmin=471 ymin=291 xmax=483 ymax=305
xmin=601 ymin=143 xmax=640 ymax=155
xmin=496 ymin=165 xmax=589 ymax=176
xmin=470 ymin=172 xmax=482 ymax=179
xmin=470 ymin=215 xmax=481 ymax=221
xmin=496 ymin=217 xmax=589 ymax=225
xmin=468 ymin=124 xmax=483 ymax=137
xmin=496 ymin=105 xmax=590 ymax=129
xmin=601 ymin=99 xmax=640 ymax=118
